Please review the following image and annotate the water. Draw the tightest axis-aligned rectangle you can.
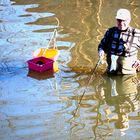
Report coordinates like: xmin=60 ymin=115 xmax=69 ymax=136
xmin=0 ymin=0 xmax=140 ymax=140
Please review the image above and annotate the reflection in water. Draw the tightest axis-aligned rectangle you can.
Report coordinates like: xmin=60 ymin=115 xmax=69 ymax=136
xmin=27 ymin=70 xmax=55 ymax=80
xmin=70 ymin=73 xmax=140 ymax=139
xmin=0 ymin=0 xmax=140 ymax=140
xmin=96 ymin=74 xmax=140 ymax=138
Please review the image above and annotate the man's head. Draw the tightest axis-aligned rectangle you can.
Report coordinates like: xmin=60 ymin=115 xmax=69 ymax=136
xmin=116 ymin=9 xmax=131 ymax=31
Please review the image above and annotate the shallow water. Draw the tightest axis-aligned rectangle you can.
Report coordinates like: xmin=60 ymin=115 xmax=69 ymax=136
xmin=0 ymin=0 xmax=140 ymax=140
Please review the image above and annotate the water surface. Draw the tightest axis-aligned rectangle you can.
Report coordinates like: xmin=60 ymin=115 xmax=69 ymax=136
xmin=0 ymin=0 xmax=140 ymax=140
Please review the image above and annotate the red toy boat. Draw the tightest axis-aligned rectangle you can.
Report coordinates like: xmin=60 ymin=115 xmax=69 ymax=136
xmin=27 ymin=56 xmax=54 ymax=72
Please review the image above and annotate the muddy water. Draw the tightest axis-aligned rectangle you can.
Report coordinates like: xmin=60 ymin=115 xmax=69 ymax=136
xmin=0 ymin=0 xmax=140 ymax=140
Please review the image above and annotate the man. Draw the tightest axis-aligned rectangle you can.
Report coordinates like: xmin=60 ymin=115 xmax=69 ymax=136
xmin=98 ymin=8 xmax=140 ymax=74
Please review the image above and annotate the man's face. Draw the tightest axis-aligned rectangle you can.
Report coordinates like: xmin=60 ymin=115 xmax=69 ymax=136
xmin=116 ymin=19 xmax=130 ymax=30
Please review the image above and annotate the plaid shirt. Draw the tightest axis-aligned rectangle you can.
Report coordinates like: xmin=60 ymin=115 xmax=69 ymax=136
xmin=98 ymin=26 xmax=140 ymax=57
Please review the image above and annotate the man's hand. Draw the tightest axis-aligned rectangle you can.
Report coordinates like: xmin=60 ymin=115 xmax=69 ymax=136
xmin=98 ymin=50 xmax=105 ymax=59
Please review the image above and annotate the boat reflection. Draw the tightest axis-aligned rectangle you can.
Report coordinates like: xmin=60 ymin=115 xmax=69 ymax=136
xmin=27 ymin=69 xmax=54 ymax=80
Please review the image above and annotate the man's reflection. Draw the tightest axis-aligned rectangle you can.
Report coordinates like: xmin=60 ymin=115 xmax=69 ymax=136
xmin=99 ymin=74 xmax=139 ymax=135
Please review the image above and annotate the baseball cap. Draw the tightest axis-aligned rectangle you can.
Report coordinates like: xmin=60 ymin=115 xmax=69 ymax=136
xmin=116 ymin=9 xmax=131 ymax=20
